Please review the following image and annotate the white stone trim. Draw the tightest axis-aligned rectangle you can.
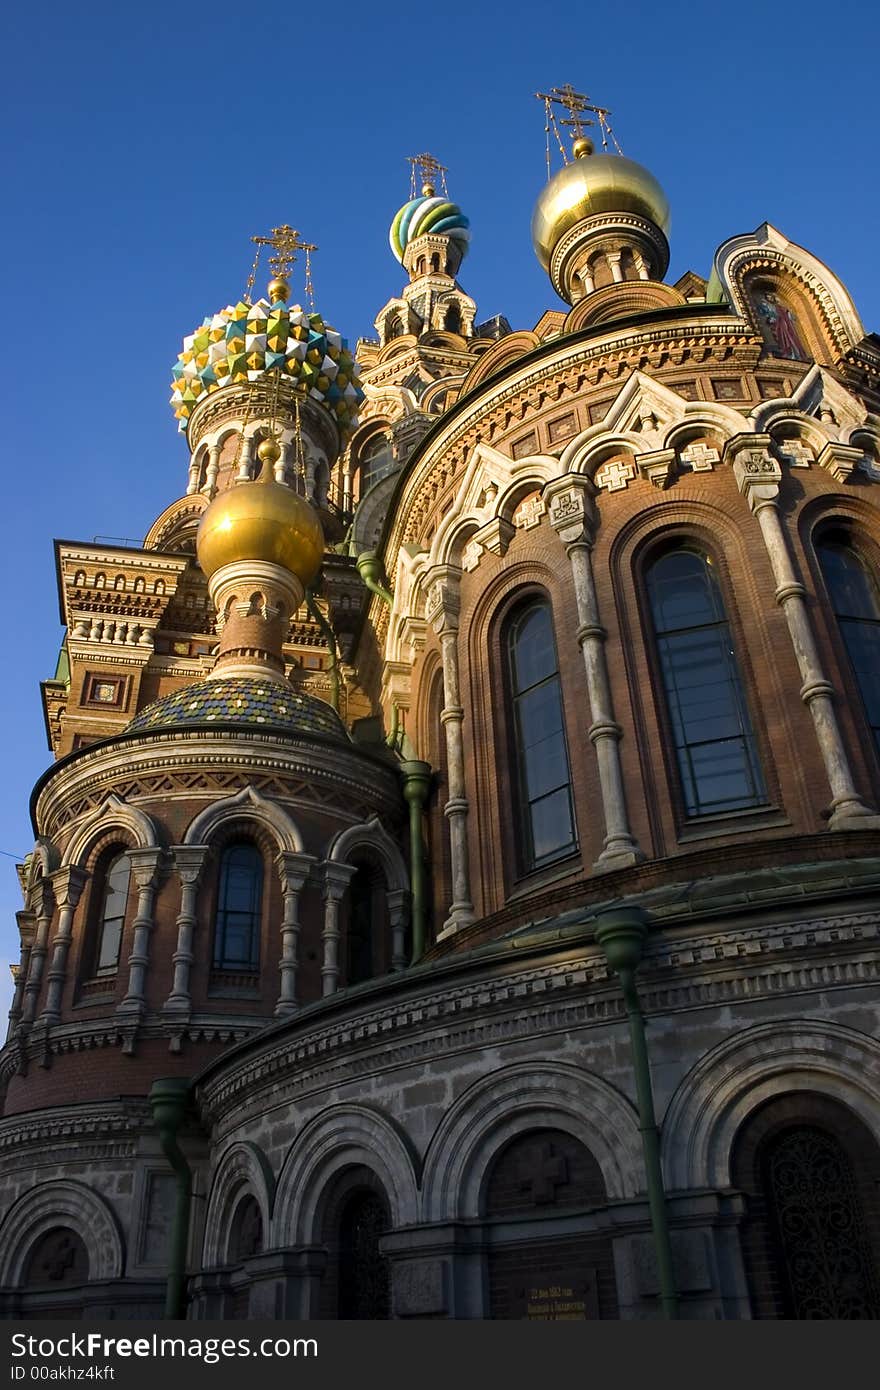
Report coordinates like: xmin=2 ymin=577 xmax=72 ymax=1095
xmin=0 ymin=1179 xmax=124 ymax=1285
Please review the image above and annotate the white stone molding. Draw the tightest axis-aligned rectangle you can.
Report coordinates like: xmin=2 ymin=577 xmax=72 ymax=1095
xmin=661 ymin=1019 xmax=880 ymax=1192
xmin=62 ymin=793 xmax=160 ymax=869
xmin=319 ymin=861 xmax=356 ymax=996
xmin=19 ymin=870 xmax=56 ymax=1027
xmin=271 ymin=1104 xmax=419 ymax=1246
xmin=0 ymin=1179 xmax=125 ymax=1285
xmin=421 ymin=1062 xmax=643 ymax=1221
xmin=728 ymin=434 xmax=880 ymax=830
xmin=711 ymin=222 xmax=866 ymax=354
xmin=202 ymin=1140 xmax=276 ymax=1267
xmin=427 ymin=442 xmax=557 ymax=573
xmin=117 ymin=847 xmax=166 ymax=1019
xmin=274 ymin=850 xmax=316 ymax=1016
xmin=163 ymin=845 xmax=210 ymax=1016
xmin=183 ymin=785 xmax=305 ymax=854
xmin=327 ymin=816 xmax=409 ymax=892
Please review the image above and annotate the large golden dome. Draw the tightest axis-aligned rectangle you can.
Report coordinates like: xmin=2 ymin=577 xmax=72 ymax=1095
xmin=532 ymin=151 xmax=670 ymax=271
xmin=196 ymin=474 xmax=324 ymax=586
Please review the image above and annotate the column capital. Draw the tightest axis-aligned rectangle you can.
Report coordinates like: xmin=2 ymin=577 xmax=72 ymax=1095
xmin=15 ymin=910 xmax=37 ymax=948
xmin=276 ymin=851 xmax=315 ymax=894
xmin=322 ymin=860 xmax=356 ymax=901
xmin=48 ymin=865 xmax=89 ymax=909
xmin=127 ymin=846 xmax=166 ymax=890
xmin=636 ymin=448 xmax=676 ymax=490
xmin=171 ymin=844 xmax=210 ymax=886
xmin=423 ymin=564 xmax=462 ymax=635
xmin=543 ymin=474 xmax=596 ymax=544
xmin=817 ymin=441 xmax=864 ymax=482
xmin=724 ymin=434 xmax=781 ymax=508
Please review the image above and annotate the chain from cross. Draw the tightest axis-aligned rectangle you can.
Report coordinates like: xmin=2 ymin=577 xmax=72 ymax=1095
xmin=251 ymin=225 xmax=318 ymax=281
xmin=535 ymin=84 xmax=622 ymax=159
xmin=408 ymin=152 xmax=448 ymax=197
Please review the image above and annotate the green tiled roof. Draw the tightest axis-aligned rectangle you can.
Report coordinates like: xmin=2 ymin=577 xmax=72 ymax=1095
xmin=127 ymin=676 xmax=347 ymax=741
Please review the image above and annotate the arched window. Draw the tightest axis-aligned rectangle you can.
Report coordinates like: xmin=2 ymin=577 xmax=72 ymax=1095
xmin=94 ymin=851 xmax=130 ymax=975
xmin=386 ymin=315 xmax=404 ymax=341
xmin=816 ymin=533 xmax=880 ymax=757
xmin=646 ymin=547 xmax=766 ymax=817
xmin=505 ymin=601 xmax=576 ymax=871
xmin=23 ymin=1228 xmax=89 ymax=1288
xmin=229 ymin=1194 xmax=263 ymax=1263
xmin=444 ymin=304 xmax=461 ymax=334
xmin=337 ymin=1190 xmax=390 ymax=1319
xmin=360 ymin=433 xmax=394 ymax=494
xmin=213 ymin=843 xmax=263 ymax=972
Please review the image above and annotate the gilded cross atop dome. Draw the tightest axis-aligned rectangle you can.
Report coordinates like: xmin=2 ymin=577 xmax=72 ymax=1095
xmin=536 ymin=83 xmax=623 ymax=167
xmin=407 ymin=151 xmax=449 ymax=199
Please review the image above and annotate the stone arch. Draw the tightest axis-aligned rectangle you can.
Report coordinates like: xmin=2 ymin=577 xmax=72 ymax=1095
xmin=184 ymin=786 xmax=305 ymax=854
xmin=661 ymin=1019 xmax=880 ymax=1191
xmin=661 ymin=407 xmax=743 ymax=455
xmin=62 ymin=794 xmax=160 ymax=869
xmin=326 ymin=816 xmax=408 ymax=893
xmin=0 ymin=1180 xmax=124 ymax=1286
xmin=569 ymin=433 xmax=641 ymax=484
xmin=421 ymin=1062 xmax=643 ymax=1221
xmin=271 ymin=1104 xmax=419 ymax=1246
xmin=28 ymin=836 xmax=60 ymax=885
xmin=202 ymin=1141 xmax=276 ymax=1267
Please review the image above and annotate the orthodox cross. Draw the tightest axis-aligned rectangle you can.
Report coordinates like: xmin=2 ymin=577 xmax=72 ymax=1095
xmin=535 ymin=84 xmax=623 ymax=171
xmin=244 ymin=225 xmax=318 ymax=305
xmin=408 ymin=151 xmax=449 ymax=198
xmin=517 ymin=1141 xmax=569 ymax=1204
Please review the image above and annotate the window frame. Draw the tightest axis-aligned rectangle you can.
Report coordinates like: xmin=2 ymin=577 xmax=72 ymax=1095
xmin=814 ymin=525 xmax=880 ymax=769
xmin=212 ymin=840 xmax=264 ymax=975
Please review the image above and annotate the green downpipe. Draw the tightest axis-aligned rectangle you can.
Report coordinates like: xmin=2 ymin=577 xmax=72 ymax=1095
xmin=593 ymin=907 xmax=679 ymax=1320
xmin=305 ymin=589 xmax=341 ymax=713
xmin=149 ymin=1077 xmax=193 ymax=1320
xmin=355 ymin=550 xmax=400 ymax=748
xmin=400 ymin=760 xmax=432 ymax=963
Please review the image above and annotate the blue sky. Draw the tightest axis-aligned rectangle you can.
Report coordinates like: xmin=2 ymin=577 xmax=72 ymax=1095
xmin=1 ymin=0 xmax=878 ymax=1021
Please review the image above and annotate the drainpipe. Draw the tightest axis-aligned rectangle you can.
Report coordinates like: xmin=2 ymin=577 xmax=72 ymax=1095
xmin=399 ymin=760 xmax=432 ymax=963
xmin=355 ymin=550 xmax=400 ymax=749
xmin=593 ymin=906 xmax=679 ymax=1320
xmin=305 ymin=589 xmax=341 ymax=712
xmin=149 ymin=1077 xmax=193 ymax=1320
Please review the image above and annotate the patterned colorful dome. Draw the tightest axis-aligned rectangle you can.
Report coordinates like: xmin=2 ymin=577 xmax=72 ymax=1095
xmin=389 ymin=196 xmax=470 ymax=264
xmin=126 ymin=676 xmax=348 ymax=741
xmin=170 ymin=299 xmax=364 ymax=435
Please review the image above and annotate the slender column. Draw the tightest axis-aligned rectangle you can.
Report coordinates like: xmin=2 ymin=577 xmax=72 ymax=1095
xmin=8 ymin=912 xmax=35 ymax=1040
xmin=342 ymin=458 xmax=354 ymax=515
xmin=729 ymin=436 xmax=880 ymax=830
xmin=204 ymin=444 xmax=221 ymax=497
xmin=39 ymin=866 xmax=89 ymax=1025
xmin=545 ymin=478 xmax=645 ymax=869
xmin=321 ymin=862 xmax=355 ymax=996
xmin=117 ymin=847 xmax=165 ymax=1016
xmin=386 ymin=889 xmax=409 ymax=971
xmin=20 ymin=880 xmax=54 ymax=1027
xmin=400 ymin=760 xmax=432 ymax=963
xmin=275 ymin=852 xmax=314 ymax=1015
xmin=236 ymin=435 xmax=254 ymax=482
xmin=163 ymin=847 xmax=209 ymax=1015
xmin=425 ymin=567 xmax=475 ymax=935
xmin=186 ymin=458 xmax=200 ymax=494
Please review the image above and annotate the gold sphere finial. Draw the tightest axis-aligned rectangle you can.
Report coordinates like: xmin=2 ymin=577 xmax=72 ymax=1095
xmin=421 ymin=181 xmax=435 ymax=197
xmin=267 ymin=276 xmax=290 ymax=303
xmin=257 ymin=436 xmax=282 ymax=469
xmin=572 ymin=136 xmax=594 ymax=159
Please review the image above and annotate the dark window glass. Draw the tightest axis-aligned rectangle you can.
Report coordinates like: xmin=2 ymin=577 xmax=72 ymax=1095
xmin=817 ymin=538 xmax=880 ymax=757
xmin=347 ymin=865 xmax=374 ymax=985
xmin=360 ymin=434 xmax=395 ymax=494
xmin=338 ymin=1192 xmax=390 ymax=1319
xmin=214 ymin=843 xmax=262 ymax=971
xmin=96 ymin=853 xmax=130 ymax=974
xmin=507 ymin=602 xmax=576 ymax=870
xmin=647 ymin=548 xmax=766 ymax=816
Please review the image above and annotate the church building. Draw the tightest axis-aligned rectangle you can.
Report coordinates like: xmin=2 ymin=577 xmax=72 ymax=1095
xmin=3 ymin=89 xmax=880 ymax=1320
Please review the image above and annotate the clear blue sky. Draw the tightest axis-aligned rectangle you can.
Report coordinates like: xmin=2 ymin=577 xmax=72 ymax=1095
xmin=2 ymin=0 xmax=878 ymax=1019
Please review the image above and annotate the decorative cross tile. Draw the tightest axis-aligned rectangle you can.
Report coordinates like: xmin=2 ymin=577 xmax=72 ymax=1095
xmin=679 ymin=442 xmax=720 ymax=472
xmin=514 ymin=493 xmax=546 ymax=529
xmin=462 ymin=539 xmax=483 ymax=572
xmin=594 ymin=458 xmax=635 ymax=492
xmin=777 ymin=439 xmax=813 ymax=468
xmin=517 ymin=1142 xmax=569 ymax=1204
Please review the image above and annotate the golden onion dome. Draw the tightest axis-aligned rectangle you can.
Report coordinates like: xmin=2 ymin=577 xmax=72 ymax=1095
xmin=196 ymin=472 xmax=324 ymax=586
xmin=531 ymin=149 xmax=670 ymax=271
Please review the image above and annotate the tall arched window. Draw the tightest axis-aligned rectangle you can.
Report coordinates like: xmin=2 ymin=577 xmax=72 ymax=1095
xmin=213 ymin=843 xmax=263 ymax=972
xmin=506 ymin=601 xmax=576 ymax=871
xmin=95 ymin=851 xmax=130 ymax=975
xmin=337 ymin=1190 xmax=390 ymax=1319
xmin=816 ymin=533 xmax=880 ymax=757
xmin=646 ymin=547 xmax=766 ymax=817
xmin=360 ymin=433 xmax=394 ymax=494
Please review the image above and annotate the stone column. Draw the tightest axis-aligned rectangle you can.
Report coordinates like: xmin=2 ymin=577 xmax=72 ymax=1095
xmin=163 ymin=846 xmax=209 ymax=1015
xmin=39 ymin=866 xmax=89 ymax=1025
xmin=425 ymin=566 xmax=475 ymax=936
xmin=545 ymin=478 xmax=645 ymax=869
xmin=321 ymin=862 xmax=355 ymax=996
xmin=728 ymin=435 xmax=880 ymax=830
xmin=387 ymin=888 xmax=409 ymax=971
xmin=275 ymin=851 xmax=314 ymax=1016
xmin=204 ymin=444 xmax=221 ymax=497
xmin=236 ymin=435 xmax=254 ymax=482
xmin=19 ymin=879 xmax=54 ymax=1027
xmin=186 ymin=458 xmax=200 ymax=495
xmin=8 ymin=912 xmax=35 ymax=1039
xmin=117 ymin=847 xmax=165 ymax=1016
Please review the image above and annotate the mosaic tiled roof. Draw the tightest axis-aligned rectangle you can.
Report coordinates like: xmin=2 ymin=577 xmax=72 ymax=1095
xmin=170 ymin=299 xmax=364 ymax=435
xmin=389 ymin=195 xmax=470 ymax=264
xmin=126 ymin=676 xmax=348 ymax=741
